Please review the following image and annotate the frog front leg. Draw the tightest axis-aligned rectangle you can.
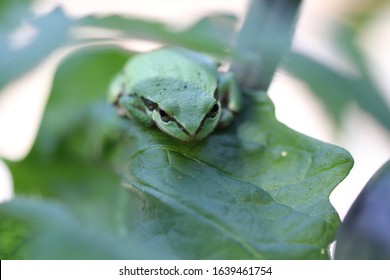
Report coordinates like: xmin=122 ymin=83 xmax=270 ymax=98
xmin=217 ymin=72 xmax=242 ymax=128
xmin=118 ymin=94 xmax=153 ymax=127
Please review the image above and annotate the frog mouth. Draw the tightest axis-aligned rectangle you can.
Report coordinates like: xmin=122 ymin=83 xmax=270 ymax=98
xmin=155 ymin=120 xmax=207 ymax=142
xmin=175 ymin=121 xmax=191 ymax=136
xmin=154 ymin=112 xmax=219 ymax=141
xmin=178 ymin=112 xmax=220 ymax=141
xmin=154 ymin=118 xmax=191 ymax=141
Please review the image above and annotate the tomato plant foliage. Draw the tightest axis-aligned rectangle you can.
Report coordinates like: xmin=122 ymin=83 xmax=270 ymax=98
xmin=0 ymin=0 xmax=359 ymax=259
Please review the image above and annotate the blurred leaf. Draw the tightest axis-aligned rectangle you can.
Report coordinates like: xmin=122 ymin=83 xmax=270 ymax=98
xmin=231 ymin=0 xmax=302 ymax=90
xmin=8 ymin=150 xmax=136 ymax=231
xmin=0 ymin=0 xmax=33 ymax=90
xmin=0 ymin=0 xmax=33 ymax=31
xmin=0 ymin=4 xmax=235 ymax=91
xmin=283 ymin=3 xmax=390 ymax=131
xmin=7 ymin=49 xmax=135 ymax=231
xmin=283 ymin=52 xmax=355 ymax=122
xmin=0 ymin=198 xmax=166 ymax=259
xmin=284 ymin=51 xmax=390 ymax=132
xmin=336 ymin=7 xmax=390 ymax=131
xmin=0 ymin=211 xmax=29 ymax=259
xmin=0 ymin=7 xmax=72 ymax=90
xmin=34 ymin=47 xmax=129 ymax=156
xmin=335 ymin=160 xmax=390 ymax=259
xmin=115 ymin=90 xmax=353 ymax=259
xmin=78 ymin=13 xmax=236 ymax=55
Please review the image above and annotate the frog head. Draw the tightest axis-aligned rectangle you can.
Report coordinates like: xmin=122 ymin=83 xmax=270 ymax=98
xmin=144 ymin=93 xmax=221 ymax=141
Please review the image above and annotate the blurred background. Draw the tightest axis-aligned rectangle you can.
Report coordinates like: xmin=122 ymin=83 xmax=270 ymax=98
xmin=0 ymin=0 xmax=389 ymax=221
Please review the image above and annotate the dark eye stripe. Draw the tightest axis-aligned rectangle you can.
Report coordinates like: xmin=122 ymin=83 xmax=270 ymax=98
xmin=142 ymin=97 xmax=157 ymax=111
xmin=158 ymin=108 xmax=171 ymax=122
xmin=154 ymin=111 xmax=190 ymax=136
xmin=176 ymin=121 xmax=189 ymax=135
xmin=195 ymin=102 xmax=220 ymax=135
xmin=208 ymin=103 xmax=219 ymax=118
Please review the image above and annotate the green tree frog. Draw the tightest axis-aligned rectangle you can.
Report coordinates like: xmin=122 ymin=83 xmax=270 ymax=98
xmin=108 ymin=47 xmax=241 ymax=141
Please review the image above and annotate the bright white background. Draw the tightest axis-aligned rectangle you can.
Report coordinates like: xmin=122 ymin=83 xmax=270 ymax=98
xmin=0 ymin=0 xmax=389 ymax=221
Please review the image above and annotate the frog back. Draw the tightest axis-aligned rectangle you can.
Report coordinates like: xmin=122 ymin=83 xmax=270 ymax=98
xmin=123 ymin=47 xmax=218 ymax=103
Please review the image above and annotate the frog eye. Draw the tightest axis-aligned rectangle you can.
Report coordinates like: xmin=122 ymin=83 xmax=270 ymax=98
xmin=142 ymin=97 xmax=157 ymax=111
xmin=159 ymin=109 xmax=171 ymax=122
xmin=207 ymin=103 xmax=219 ymax=118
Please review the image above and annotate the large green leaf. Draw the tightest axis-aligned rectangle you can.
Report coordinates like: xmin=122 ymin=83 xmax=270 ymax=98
xmin=115 ymin=90 xmax=353 ymax=259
